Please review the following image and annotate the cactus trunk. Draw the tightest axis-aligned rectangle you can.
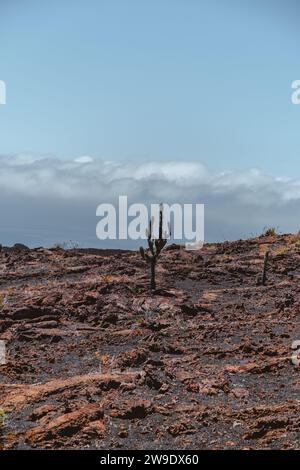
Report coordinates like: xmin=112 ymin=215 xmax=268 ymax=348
xmin=150 ymin=258 xmax=156 ymax=291
xmin=262 ymin=250 xmax=269 ymax=286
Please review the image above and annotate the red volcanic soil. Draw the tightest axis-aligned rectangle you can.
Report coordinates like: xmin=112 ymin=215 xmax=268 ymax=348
xmin=0 ymin=235 xmax=300 ymax=450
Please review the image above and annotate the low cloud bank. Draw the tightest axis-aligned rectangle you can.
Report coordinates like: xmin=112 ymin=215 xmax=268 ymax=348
xmin=0 ymin=154 xmax=299 ymax=247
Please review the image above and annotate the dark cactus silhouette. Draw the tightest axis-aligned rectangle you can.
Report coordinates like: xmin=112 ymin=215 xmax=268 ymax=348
xmin=262 ymin=250 xmax=269 ymax=286
xmin=140 ymin=204 xmax=170 ymax=291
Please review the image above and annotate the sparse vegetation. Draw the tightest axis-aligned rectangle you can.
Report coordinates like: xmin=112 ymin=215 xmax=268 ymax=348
xmin=0 ymin=409 xmax=7 ymax=428
xmin=263 ymin=227 xmax=277 ymax=237
xmin=271 ymin=233 xmax=300 ymax=256
xmin=0 ymin=294 xmax=5 ymax=310
xmin=273 ymin=246 xmax=290 ymax=256
xmin=95 ymin=351 xmax=112 ymax=373
xmin=53 ymin=240 xmax=81 ymax=250
xmin=290 ymin=233 xmax=300 ymax=252
xmin=102 ymin=275 xmax=113 ymax=284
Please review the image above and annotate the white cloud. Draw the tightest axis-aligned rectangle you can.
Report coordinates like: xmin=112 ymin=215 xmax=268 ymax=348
xmin=0 ymin=154 xmax=299 ymax=205
xmin=74 ymin=155 xmax=94 ymax=164
xmin=0 ymin=154 xmax=299 ymax=246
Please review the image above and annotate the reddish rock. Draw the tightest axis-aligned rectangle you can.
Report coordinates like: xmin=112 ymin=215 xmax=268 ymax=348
xmin=25 ymin=403 xmax=104 ymax=444
xmin=110 ymin=400 xmax=153 ymax=419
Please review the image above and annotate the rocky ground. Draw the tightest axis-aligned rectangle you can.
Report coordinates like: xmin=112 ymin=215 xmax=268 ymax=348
xmin=0 ymin=234 xmax=300 ymax=450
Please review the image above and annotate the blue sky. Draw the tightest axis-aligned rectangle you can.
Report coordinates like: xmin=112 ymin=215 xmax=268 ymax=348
xmin=0 ymin=0 xmax=300 ymax=247
xmin=0 ymin=0 xmax=299 ymax=173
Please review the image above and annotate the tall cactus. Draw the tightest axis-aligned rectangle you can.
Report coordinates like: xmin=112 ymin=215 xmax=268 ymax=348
xmin=140 ymin=204 xmax=170 ymax=291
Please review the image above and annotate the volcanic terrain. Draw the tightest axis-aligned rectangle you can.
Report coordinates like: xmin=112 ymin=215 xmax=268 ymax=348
xmin=0 ymin=234 xmax=300 ymax=449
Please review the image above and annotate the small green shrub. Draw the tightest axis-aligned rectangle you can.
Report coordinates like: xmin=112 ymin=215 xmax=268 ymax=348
xmin=0 ymin=294 xmax=5 ymax=311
